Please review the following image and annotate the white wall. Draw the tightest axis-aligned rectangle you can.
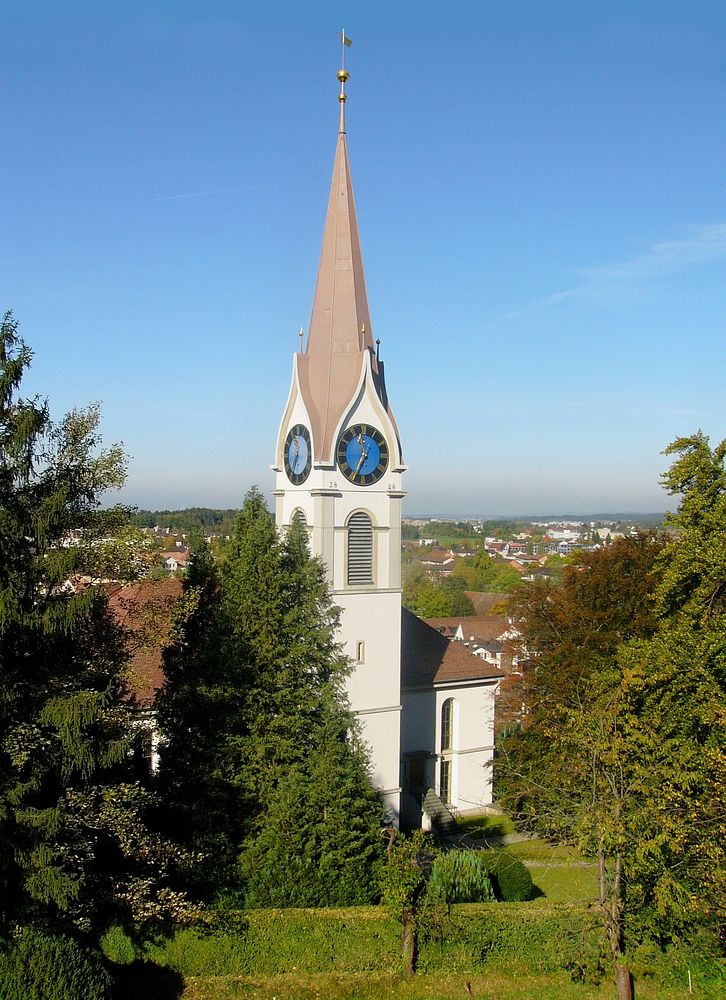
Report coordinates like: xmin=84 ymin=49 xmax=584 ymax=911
xmin=401 ymin=679 xmax=497 ymax=825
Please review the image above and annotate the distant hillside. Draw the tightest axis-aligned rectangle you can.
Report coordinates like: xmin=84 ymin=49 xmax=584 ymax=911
xmin=132 ymin=507 xmax=239 ymax=535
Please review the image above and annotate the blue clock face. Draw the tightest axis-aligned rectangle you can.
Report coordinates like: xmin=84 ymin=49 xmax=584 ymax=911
xmin=337 ymin=424 xmax=388 ymax=485
xmin=284 ymin=424 xmax=311 ymax=484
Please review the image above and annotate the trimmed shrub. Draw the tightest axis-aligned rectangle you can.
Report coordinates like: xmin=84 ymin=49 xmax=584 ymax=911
xmin=100 ymin=925 xmax=137 ymax=965
xmin=476 ymin=848 xmax=533 ymax=901
xmin=428 ymin=851 xmax=496 ymax=904
xmin=0 ymin=927 xmax=112 ymax=1000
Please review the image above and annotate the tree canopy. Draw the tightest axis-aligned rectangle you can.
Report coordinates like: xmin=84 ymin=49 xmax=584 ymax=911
xmin=157 ymin=489 xmax=385 ymax=906
xmin=497 ymin=434 xmax=725 ymax=994
xmin=0 ymin=312 xmax=191 ymax=938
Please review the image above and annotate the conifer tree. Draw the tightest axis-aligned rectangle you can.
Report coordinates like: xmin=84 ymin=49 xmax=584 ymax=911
xmin=158 ymin=489 xmax=385 ymax=904
xmin=0 ymin=313 xmax=191 ymax=937
xmin=155 ymin=540 xmax=251 ymax=896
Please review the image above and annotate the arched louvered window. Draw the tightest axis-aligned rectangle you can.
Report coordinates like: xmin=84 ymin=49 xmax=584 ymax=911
xmin=291 ymin=508 xmax=307 ymax=527
xmin=347 ymin=512 xmax=373 ymax=586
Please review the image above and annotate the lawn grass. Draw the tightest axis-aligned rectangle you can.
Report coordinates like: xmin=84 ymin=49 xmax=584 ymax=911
xmin=457 ymin=813 xmax=517 ymax=839
xmin=502 ymin=838 xmax=599 ymax=903
xmin=180 ymin=969 xmax=714 ymax=1000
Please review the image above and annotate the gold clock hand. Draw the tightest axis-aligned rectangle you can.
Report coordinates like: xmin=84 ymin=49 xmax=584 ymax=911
xmin=353 ymin=448 xmax=368 ymax=478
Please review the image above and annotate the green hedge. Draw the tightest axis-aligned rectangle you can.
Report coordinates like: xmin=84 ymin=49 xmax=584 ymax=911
xmin=0 ymin=927 xmax=112 ymax=1000
xmin=417 ymin=903 xmax=603 ymax=977
xmin=476 ymin=849 xmax=534 ymax=901
xmin=145 ymin=903 xmax=601 ymax=978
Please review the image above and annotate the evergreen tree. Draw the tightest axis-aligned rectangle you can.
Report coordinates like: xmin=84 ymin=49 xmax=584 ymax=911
xmin=240 ymin=691 xmax=384 ymax=907
xmin=0 ymin=313 xmax=192 ymax=937
xmin=155 ymin=538 xmax=252 ymax=897
xmin=158 ymin=490 xmax=385 ymax=905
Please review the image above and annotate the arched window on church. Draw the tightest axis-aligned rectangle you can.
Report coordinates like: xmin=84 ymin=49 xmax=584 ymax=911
xmin=440 ymin=698 xmax=455 ymax=804
xmin=291 ymin=508 xmax=307 ymax=527
xmin=441 ymin=698 xmax=454 ymax=753
xmin=347 ymin=511 xmax=373 ymax=586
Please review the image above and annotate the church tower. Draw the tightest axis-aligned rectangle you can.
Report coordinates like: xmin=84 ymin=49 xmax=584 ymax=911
xmin=273 ymin=53 xmax=404 ymax=819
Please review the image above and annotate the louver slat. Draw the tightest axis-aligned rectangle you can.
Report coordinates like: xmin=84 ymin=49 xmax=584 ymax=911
xmin=347 ymin=512 xmax=373 ymax=585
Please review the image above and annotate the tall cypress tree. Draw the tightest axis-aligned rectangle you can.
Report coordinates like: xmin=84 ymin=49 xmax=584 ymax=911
xmin=0 ymin=313 xmax=191 ymax=937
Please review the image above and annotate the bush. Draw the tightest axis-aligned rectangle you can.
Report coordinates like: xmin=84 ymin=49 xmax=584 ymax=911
xmin=100 ymin=925 xmax=137 ymax=965
xmin=476 ymin=849 xmax=533 ymax=901
xmin=0 ymin=927 xmax=112 ymax=1000
xmin=428 ymin=851 xmax=496 ymax=904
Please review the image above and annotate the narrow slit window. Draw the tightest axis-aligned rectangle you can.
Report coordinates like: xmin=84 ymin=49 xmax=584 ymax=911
xmin=356 ymin=640 xmax=365 ymax=663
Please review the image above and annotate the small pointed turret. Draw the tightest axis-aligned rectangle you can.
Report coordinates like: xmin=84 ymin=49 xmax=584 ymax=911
xmin=297 ymin=59 xmax=396 ymax=464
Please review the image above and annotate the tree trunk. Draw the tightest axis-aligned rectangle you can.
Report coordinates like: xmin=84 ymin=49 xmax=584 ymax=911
xmin=598 ymin=842 xmax=632 ymax=1000
xmin=401 ymin=909 xmax=415 ymax=976
xmin=615 ymin=962 xmax=633 ymax=1000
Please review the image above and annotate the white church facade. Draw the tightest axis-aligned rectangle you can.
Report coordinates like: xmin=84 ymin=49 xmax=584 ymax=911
xmin=272 ymin=59 xmax=501 ymax=829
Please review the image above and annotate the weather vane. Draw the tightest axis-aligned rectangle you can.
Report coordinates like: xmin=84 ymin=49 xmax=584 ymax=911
xmin=338 ymin=29 xmax=352 ymax=133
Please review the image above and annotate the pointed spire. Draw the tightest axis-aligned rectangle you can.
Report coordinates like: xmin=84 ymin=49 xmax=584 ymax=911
xmin=298 ymin=58 xmax=380 ymax=462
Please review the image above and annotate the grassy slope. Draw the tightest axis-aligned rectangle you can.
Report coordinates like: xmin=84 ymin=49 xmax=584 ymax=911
xmin=180 ymin=970 xmax=709 ymax=1000
xmin=122 ymin=822 xmax=719 ymax=999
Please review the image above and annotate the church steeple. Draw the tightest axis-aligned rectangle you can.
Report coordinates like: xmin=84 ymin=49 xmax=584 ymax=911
xmin=273 ymin=39 xmax=404 ymax=819
xmin=297 ymin=57 xmax=392 ymax=464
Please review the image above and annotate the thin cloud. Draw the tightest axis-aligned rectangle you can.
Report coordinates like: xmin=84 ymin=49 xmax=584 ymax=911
xmin=151 ymin=184 xmax=273 ymax=202
xmin=491 ymin=222 xmax=726 ymax=325
xmin=580 ymin=223 xmax=726 ymax=282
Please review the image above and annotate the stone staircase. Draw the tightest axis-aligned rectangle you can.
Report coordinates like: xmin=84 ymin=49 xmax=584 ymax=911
xmin=422 ymin=788 xmax=459 ymax=837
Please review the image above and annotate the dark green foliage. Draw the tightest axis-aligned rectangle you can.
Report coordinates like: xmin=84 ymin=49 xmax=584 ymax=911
xmin=0 ymin=926 xmax=112 ymax=1000
xmin=131 ymin=507 xmax=239 ymax=535
xmin=474 ymin=849 xmax=533 ymax=901
xmin=427 ymin=850 xmax=495 ymax=904
xmin=240 ymin=713 xmax=385 ymax=907
xmin=155 ymin=541 xmax=246 ymax=895
xmin=158 ymin=490 xmax=385 ymax=907
xmin=0 ymin=313 xmax=192 ymax=937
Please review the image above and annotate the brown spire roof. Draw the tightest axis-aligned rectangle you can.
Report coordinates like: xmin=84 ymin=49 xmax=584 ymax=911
xmin=297 ymin=130 xmax=380 ymax=462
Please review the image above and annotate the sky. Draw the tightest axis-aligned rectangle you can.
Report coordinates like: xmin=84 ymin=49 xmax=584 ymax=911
xmin=4 ymin=7 xmax=725 ymax=517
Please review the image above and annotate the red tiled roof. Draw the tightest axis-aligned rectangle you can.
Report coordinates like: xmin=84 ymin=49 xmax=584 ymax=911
xmin=108 ymin=579 xmax=183 ymax=709
xmin=402 ymin=609 xmax=502 ymax=688
xmin=423 ymin=614 xmax=510 ymax=642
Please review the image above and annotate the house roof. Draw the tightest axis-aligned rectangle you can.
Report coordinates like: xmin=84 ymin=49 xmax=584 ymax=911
xmin=464 ymin=591 xmax=508 ymax=615
xmin=424 ymin=614 xmax=510 ymax=643
xmin=108 ymin=578 xmax=183 ymax=708
xmin=401 ymin=608 xmax=502 ymax=688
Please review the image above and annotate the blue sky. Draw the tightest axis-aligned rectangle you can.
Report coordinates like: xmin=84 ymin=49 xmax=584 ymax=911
xmin=4 ymin=10 xmax=725 ymax=516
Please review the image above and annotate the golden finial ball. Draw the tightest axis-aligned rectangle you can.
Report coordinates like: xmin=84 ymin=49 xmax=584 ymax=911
xmin=337 ymin=70 xmax=350 ymax=82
